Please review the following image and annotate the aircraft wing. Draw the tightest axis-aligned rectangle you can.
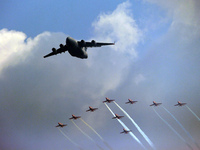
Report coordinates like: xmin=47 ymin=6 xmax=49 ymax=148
xmin=43 ymin=45 xmax=68 ymax=58
xmin=174 ymin=104 xmax=179 ymax=106
xmin=150 ymin=104 xmax=154 ymax=106
xmin=83 ymin=41 xmax=115 ymax=48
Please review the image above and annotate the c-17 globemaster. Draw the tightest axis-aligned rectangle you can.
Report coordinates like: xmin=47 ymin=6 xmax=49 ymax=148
xmin=43 ymin=37 xmax=115 ymax=59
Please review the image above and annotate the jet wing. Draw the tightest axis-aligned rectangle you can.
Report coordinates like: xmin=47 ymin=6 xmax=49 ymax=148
xmin=43 ymin=45 xmax=68 ymax=58
xmin=83 ymin=42 xmax=115 ymax=48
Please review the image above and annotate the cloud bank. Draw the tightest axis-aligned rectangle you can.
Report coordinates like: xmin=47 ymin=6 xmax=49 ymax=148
xmin=0 ymin=1 xmax=143 ymax=150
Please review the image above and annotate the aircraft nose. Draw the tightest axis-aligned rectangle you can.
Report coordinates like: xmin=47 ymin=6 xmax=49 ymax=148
xmin=66 ymin=37 xmax=70 ymax=44
xmin=66 ymin=37 xmax=73 ymax=44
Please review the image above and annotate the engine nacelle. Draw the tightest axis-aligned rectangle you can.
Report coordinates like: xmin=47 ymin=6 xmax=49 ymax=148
xmin=52 ymin=48 xmax=56 ymax=53
xmin=91 ymin=40 xmax=96 ymax=45
xmin=81 ymin=40 xmax=86 ymax=46
xmin=60 ymin=44 xmax=64 ymax=48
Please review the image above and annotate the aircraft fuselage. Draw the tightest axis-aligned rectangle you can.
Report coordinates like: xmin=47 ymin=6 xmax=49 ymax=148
xmin=66 ymin=37 xmax=88 ymax=59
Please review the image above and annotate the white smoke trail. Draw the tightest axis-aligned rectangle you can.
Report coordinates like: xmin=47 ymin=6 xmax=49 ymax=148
xmin=71 ymin=120 xmax=104 ymax=150
xmin=113 ymin=101 xmax=155 ymax=149
xmin=153 ymin=108 xmax=193 ymax=150
xmin=80 ymin=118 xmax=112 ymax=150
xmin=162 ymin=106 xmax=200 ymax=150
xmin=80 ymin=118 xmax=103 ymax=140
xmin=57 ymin=128 xmax=83 ymax=150
xmin=186 ymin=105 xmax=200 ymax=121
xmin=104 ymin=103 xmax=146 ymax=150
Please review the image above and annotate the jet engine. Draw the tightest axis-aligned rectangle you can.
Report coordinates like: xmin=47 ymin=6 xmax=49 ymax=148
xmin=52 ymin=48 xmax=57 ymax=53
xmin=81 ymin=40 xmax=86 ymax=46
xmin=60 ymin=44 xmax=64 ymax=48
xmin=91 ymin=40 xmax=96 ymax=45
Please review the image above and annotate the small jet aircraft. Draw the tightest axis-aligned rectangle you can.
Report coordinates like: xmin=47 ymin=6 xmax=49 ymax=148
xmin=150 ymin=101 xmax=162 ymax=106
xmin=69 ymin=114 xmax=81 ymax=120
xmin=43 ymin=37 xmax=115 ymax=59
xmin=103 ymin=97 xmax=115 ymax=103
xmin=125 ymin=99 xmax=138 ymax=104
xmin=174 ymin=101 xmax=187 ymax=106
xmin=120 ymin=128 xmax=132 ymax=134
xmin=86 ymin=106 xmax=98 ymax=112
xmin=55 ymin=122 xmax=67 ymax=128
xmin=112 ymin=114 xmax=124 ymax=119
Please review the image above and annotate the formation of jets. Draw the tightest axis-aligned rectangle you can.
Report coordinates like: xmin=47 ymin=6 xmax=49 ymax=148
xmin=120 ymin=128 xmax=132 ymax=134
xmin=150 ymin=101 xmax=162 ymax=106
xmin=112 ymin=114 xmax=124 ymax=119
xmin=57 ymin=98 xmax=188 ymax=135
xmin=44 ymin=37 xmax=115 ymax=59
xmin=86 ymin=106 xmax=98 ymax=112
xmin=125 ymin=99 xmax=138 ymax=104
xmin=69 ymin=114 xmax=81 ymax=120
xmin=103 ymin=97 xmax=115 ymax=103
xmin=55 ymin=122 xmax=67 ymax=128
xmin=174 ymin=101 xmax=187 ymax=106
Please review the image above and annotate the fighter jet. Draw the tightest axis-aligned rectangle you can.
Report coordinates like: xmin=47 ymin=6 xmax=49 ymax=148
xmin=120 ymin=128 xmax=132 ymax=134
xmin=86 ymin=106 xmax=98 ymax=112
xmin=150 ymin=101 xmax=162 ymax=106
xmin=55 ymin=122 xmax=67 ymax=128
xmin=43 ymin=37 xmax=115 ymax=59
xmin=174 ymin=101 xmax=187 ymax=106
xmin=103 ymin=97 xmax=115 ymax=103
xmin=112 ymin=114 xmax=124 ymax=119
xmin=125 ymin=99 xmax=138 ymax=104
xmin=69 ymin=114 xmax=81 ymax=120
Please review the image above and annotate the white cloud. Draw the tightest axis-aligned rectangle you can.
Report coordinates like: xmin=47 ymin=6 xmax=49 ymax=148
xmin=92 ymin=1 xmax=141 ymax=57
xmin=0 ymin=29 xmax=28 ymax=74
xmin=0 ymin=29 xmax=53 ymax=76
xmin=134 ymin=74 xmax=146 ymax=85
xmin=144 ymin=0 xmax=200 ymax=38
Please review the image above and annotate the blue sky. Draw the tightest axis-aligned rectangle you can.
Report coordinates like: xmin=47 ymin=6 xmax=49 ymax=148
xmin=0 ymin=0 xmax=200 ymax=150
